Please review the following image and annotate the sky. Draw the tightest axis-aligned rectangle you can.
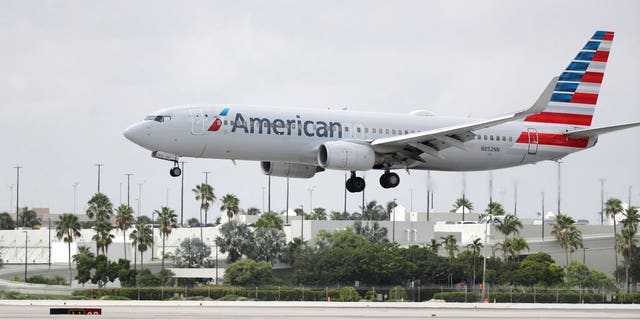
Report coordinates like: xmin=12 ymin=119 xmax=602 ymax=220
xmin=1 ymin=0 xmax=639 ymax=223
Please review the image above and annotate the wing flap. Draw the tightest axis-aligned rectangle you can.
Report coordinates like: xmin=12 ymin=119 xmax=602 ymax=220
xmin=371 ymin=77 xmax=559 ymax=153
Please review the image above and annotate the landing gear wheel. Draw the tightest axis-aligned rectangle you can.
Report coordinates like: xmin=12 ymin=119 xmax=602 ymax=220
xmin=169 ymin=166 xmax=182 ymax=177
xmin=380 ymin=172 xmax=400 ymax=189
xmin=345 ymin=173 xmax=365 ymax=193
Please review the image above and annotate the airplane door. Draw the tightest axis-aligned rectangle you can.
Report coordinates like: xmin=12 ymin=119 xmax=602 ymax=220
xmin=190 ymin=109 xmax=204 ymax=135
xmin=527 ymin=128 xmax=538 ymax=155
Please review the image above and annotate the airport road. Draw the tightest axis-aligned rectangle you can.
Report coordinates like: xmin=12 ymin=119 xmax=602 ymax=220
xmin=1 ymin=300 xmax=639 ymax=319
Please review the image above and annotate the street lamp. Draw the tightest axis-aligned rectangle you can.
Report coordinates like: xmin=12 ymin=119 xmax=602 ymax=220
xmin=15 ymin=166 xmax=21 ymax=229
xmin=73 ymin=182 xmax=79 ymax=214
xmin=392 ymin=198 xmax=397 ymax=243
xmin=481 ymin=214 xmax=492 ymax=301
xmin=23 ymin=231 xmax=28 ymax=281
xmin=179 ymin=161 xmax=186 ymax=226
xmin=300 ymin=205 xmax=304 ymax=240
xmin=95 ymin=164 xmax=104 ymax=193
xmin=307 ymin=186 xmax=316 ymax=214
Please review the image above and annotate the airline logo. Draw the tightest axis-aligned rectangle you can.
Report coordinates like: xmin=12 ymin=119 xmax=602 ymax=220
xmin=525 ymin=31 xmax=614 ymax=127
xmin=207 ymin=107 xmax=230 ymax=132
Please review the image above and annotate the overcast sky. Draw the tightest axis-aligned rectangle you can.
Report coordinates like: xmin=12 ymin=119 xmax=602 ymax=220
xmin=1 ymin=1 xmax=638 ymax=223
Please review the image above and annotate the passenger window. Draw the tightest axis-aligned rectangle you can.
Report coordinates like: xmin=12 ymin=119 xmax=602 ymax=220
xmin=385 ymin=129 xmax=389 ymax=134
xmin=357 ymin=127 xmax=361 ymax=133
xmin=484 ymin=135 xmax=487 ymax=140
xmin=224 ymin=120 xmax=228 ymax=125
xmin=508 ymin=136 xmax=513 ymax=142
xmin=404 ymin=130 xmax=408 ymax=134
xmin=345 ymin=126 xmax=349 ymax=132
xmin=502 ymin=136 xmax=506 ymax=141
xmin=372 ymin=128 xmax=377 ymax=134
xmin=392 ymin=129 xmax=396 ymax=134
xmin=364 ymin=128 xmax=369 ymax=133
xmin=490 ymin=135 xmax=494 ymax=141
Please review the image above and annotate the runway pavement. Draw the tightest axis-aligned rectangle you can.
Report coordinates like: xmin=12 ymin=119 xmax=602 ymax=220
xmin=0 ymin=300 xmax=639 ymax=319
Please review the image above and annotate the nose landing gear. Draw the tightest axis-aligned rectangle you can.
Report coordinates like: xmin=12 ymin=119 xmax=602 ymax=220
xmin=345 ymin=171 xmax=365 ymax=193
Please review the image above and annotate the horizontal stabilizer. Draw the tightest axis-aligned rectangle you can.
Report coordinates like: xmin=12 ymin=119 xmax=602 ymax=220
xmin=563 ymin=122 xmax=640 ymax=138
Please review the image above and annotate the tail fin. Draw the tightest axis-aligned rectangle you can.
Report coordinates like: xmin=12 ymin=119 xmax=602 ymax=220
xmin=525 ymin=31 xmax=614 ymax=127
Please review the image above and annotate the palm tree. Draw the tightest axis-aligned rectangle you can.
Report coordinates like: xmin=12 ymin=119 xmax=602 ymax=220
xmin=450 ymin=198 xmax=473 ymax=213
xmin=86 ymin=193 xmax=114 ymax=222
xmin=91 ymin=220 xmax=114 ymax=254
xmin=193 ymin=183 xmax=215 ymax=240
xmin=615 ymin=227 xmax=638 ymax=293
xmin=353 ymin=221 xmax=388 ymax=243
xmin=495 ymin=214 xmax=523 ymax=238
xmin=155 ymin=206 xmax=178 ymax=269
xmin=384 ymin=200 xmax=398 ymax=219
xmin=0 ymin=212 xmax=15 ymax=229
xmin=605 ymin=198 xmax=624 ymax=272
xmin=330 ymin=211 xmax=350 ymax=220
xmin=254 ymin=212 xmax=284 ymax=230
xmin=253 ymin=228 xmax=287 ymax=264
xmin=220 ymin=194 xmax=240 ymax=219
xmin=114 ymin=204 xmax=135 ymax=260
xmin=466 ymin=237 xmax=483 ymax=287
xmin=72 ymin=245 xmax=95 ymax=263
xmin=621 ymin=206 xmax=640 ymax=233
xmin=246 ymin=207 xmax=261 ymax=215
xmin=361 ymin=200 xmax=387 ymax=220
xmin=55 ymin=213 xmax=81 ymax=286
xmin=484 ymin=201 xmax=506 ymax=218
xmin=130 ymin=223 xmax=153 ymax=269
xmin=507 ymin=236 xmax=530 ymax=261
xmin=215 ymin=220 xmax=254 ymax=263
xmin=19 ymin=208 xmax=41 ymax=227
xmin=567 ymin=228 xmax=584 ymax=260
xmin=440 ymin=235 xmax=458 ymax=262
xmin=427 ymin=238 xmax=442 ymax=254
xmin=308 ymin=207 xmax=328 ymax=220
xmin=551 ymin=213 xmax=578 ymax=265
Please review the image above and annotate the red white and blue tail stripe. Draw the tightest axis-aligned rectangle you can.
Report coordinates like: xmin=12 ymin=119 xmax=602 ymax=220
xmin=524 ymin=31 xmax=613 ymax=127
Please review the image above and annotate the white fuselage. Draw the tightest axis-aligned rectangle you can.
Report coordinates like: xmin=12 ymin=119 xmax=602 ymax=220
xmin=124 ymin=105 xmax=594 ymax=172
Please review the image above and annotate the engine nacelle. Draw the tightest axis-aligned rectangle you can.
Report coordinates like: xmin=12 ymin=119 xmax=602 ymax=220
xmin=317 ymin=141 xmax=382 ymax=171
xmin=260 ymin=161 xmax=323 ymax=179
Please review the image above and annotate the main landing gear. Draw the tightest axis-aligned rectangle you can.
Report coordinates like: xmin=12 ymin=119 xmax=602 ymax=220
xmin=346 ymin=171 xmax=366 ymax=193
xmin=345 ymin=170 xmax=401 ymax=193
xmin=169 ymin=162 xmax=182 ymax=177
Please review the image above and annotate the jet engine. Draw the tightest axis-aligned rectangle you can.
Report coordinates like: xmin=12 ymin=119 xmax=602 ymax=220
xmin=260 ymin=161 xmax=323 ymax=179
xmin=317 ymin=141 xmax=383 ymax=171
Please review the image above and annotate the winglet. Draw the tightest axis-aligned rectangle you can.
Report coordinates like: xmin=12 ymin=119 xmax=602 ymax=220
xmin=520 ymin=76 xmax=559 ymax=117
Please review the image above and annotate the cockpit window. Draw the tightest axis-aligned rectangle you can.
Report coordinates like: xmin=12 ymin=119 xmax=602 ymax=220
xmin=144 ymin=115 xmax=171 ymax=122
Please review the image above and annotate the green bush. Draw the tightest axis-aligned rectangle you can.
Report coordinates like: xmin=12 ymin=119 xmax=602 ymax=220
xmin=432 ymin=292 xmax=478 ymax=302
xmin=618 ymin=293 xmax=640 ymax=304
xmin=388 ymin=286 xmax=408 ymax=301
xmin=339 ymin=287 xmax=361 ymax=301
xmin=26 ymin=275 xmax=68 ymax=286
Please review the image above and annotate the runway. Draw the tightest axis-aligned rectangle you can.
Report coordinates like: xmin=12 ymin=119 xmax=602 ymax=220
xmin=1 ymin=300 xmax=639 ymax=319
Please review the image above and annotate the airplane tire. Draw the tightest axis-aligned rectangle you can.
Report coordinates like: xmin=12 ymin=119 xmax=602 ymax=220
xmin=346 ymin=177 xmax=365 ymax=193
xmin=170 ymin=167 xmax=182 ymax=177
xmin=380 ymin=172 xmax=400 ymax=188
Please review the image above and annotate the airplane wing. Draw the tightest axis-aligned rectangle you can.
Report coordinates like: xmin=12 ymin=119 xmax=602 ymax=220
xmin=563 ymin=122 xmax=640 ymax=139
xmin=370 ymin=77 xmax=559 ymax=161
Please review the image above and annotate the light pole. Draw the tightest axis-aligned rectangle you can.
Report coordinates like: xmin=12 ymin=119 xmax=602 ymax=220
xmin=268 ymin=176 xmax=271 ymax=213
xmin=392 ymin=198 xmax=397 ymax=242
xmin=461 ymin=173 xmax=467 ymax=221
xmin=125 ymin=174 xmax=133 ymax=208
xmin=481 ymin=214 xmax=492 ymax=301
xmin=180 ymin=161 xmax=185 ymax=226
xmin=600 ymin=178 xmax=605 ymax=225
xmin=95 ymin=164 xmax=104 ymax=193
xmin=9 ymin=184 xmax=13 ymax=217
xmin=137 ymin=182 xmax=145 ymax=218
xmin=203 ymin=171 xmax=211 ymax=184
xmin=286 ymin=177 xmax=290 ymax=224
xmin=410 ymin=188 xmax=413 ymax=212
xmin=488 ymin=172 xmax=493 ymax=217
xmin=73 ymin=182 xmax=79 ymax=214
xmin=262 ymin=187 xmax=266 ymax=213
xmin=629 ymin=185 xmax=633 ymax=208
xmin=513 ymin=181 xmax=518 ymax=216
xmin=15 ymin=166 xmax=21 ymax=229
xmin=541 ymin=192 xmax=545 ymax=241
xmin=307 ymin=186 xmax=316 ymax=215
xmin=557 ymin=161 xmax=562 ymax=215
xmin=300 ymin=205 xmax=304 ymax=240
xmin=23 ymin=231 xmax=28 ymax=281
xmin=426 ymin=171 xmax=431 ymax=222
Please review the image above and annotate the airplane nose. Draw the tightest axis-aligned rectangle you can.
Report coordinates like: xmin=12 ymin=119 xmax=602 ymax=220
xmin=124 ymin=122 xmax=146 ymax=145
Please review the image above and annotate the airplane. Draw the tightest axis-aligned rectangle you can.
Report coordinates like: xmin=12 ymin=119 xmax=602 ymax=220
xmin=124 ymin=31 xmax=639 ymax=193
